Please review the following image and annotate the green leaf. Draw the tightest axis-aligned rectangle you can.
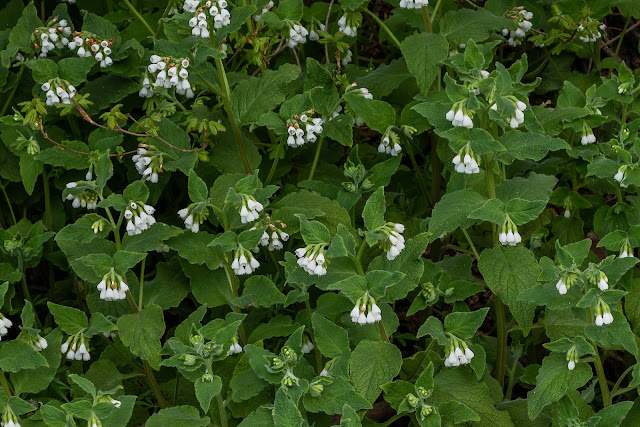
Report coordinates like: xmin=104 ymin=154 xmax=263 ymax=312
xmin=47 ymin=302 xmax=88 ymax=335
xmin=323 ymin=114 xmax=355 ymax=147
xmin=235 ymin=275 xmax=285 ymax=308
xmin=58 ymin=57 xmax=96 ymax=86
xmin=297 ymin=215 xmax=331 ymax=245
xmin=303 ymin=377 xmax=371 ymax=414
xmin=26 ymin=59 xmax=58 ymax=83
xmin=417 ymin=316 xmax=448 ymax=345
xmin=230 ymin=64 xmax=300 ymax=125
xmin=340 ymin=404 xmax=362 ymax=427
xmin=146 ymin=406 xmax=209 ymax=427
xmin=497 ymin=131 xmax=570 ymax=165
xmin=444 ymin=308 xmax=489 ymax=340
xmin=123 ymin=180 xmax=149 ymax=203
xmin=188 ymin=170 xmax=209 ymax=203
xmin=478 ymin=246 xmax=540 ymax=334
xmin=312 ymin=313 xmax=349 ymax=358
xmin=273 ymin=387 xmax=303 ymax=427
xmin=0 ymin=340 xmax=47 ymax=372
xmin=439 ymin=8 xmax=509 ymax=44
xmin=428 ymin=189 xmax=486 ymax=241
xmin=527 ymin=354 xmax=592 ymax=420
xmin=343 ymin=92 xmax=396 ymax=134
xmin=349 ymin=340 xmax=403 ymax=403
xmin=275 ymin=0 xmax=303 ymax=20
xmin=195 ymin=375 xmax=222 ymax=413
xmin=69 ymin=373 xmax=97 ymax=397
xmin=585 ymin=312 xmax=638 ymax=355
xmin=11 ymin=328 xmax=62 ymax=394
xmin=117 ymin=305 xmax=165 ymax=369
xmin=363 ymin=187 xmax=386 ymax=232
xmin=400 ymin=33 xmax=448 ymax=93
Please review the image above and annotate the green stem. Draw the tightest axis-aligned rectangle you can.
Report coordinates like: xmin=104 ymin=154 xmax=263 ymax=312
xmin=586 ymin=308 xmax=611 ymax=407
xmin=615 ymin=17 xmax=631 ymax=58
xmin=144 ymin=360 xmax=169 ymax=409
xmin=354 ymin=243 xmax=367 ymax=276
xmin=0 ymin=184 xmax=16 ymax=225
xmin=504 ymin=353 xmax=518 ymax=401
xmin=216 ymin=394 xmax=228 ymax=427
xmin=495 ymin=297 xmax=506 ymax=388
xmin=17 ymin=255 xmax=41 ymax=329
xmin=461 ymin=228 xmax=480 ymax=260
xmin=308 ymin=138 xmax=323 ymax=180
xmin=612 ymin=386 xmax=636 ymax=398
xmin=430 ymin=133 xmax=440 ymax=206
xmin=103 ymin=207 xmax=122 ymax=250
xmin=429 ymin=0 xmax=442 ymax=22
xmin=611 ymin=364 xmax=634 ymax=395
xmin=100 ymin=335 xmax=144 ymax=373
xmin=405 ymin=139 xmax=432 ymax=207
xmin=377 ymin=320 xmax=390 ymax=343
xmin=421 ymin=6 xmax=432 ymax=33
xmin=40 ymin=0 xmax=46 ymax=23
xmin=363 ymin=9 xmax=402 ymax=49
xmin=173 ymin=371 xmax=180 ymax=406
xmin=304 ymin=297 xmax=323 ymax=372
xmin=265 ymin=138 xmax=284 ymax=185
xmin=138 ymin=255 xmax=146 ymax=310
xmin=156 ymin=0 xmax=175 ymax=36
xmin=122 ymin=0 xmax=156 ymax=37
xmin=42 ymin=170 xmax=52 ymax=232
xmin=0 ymin=371 xmax=12 ymax=397
xmin=215 ymin=57 xmax=252 ymax=174
xmin=592 ymin=345 xmax=611 ymax=407
xmin=0 ymin=65 xmax=25 ymax=117
xmin=222 ymin=260 xmax=247 ymax=345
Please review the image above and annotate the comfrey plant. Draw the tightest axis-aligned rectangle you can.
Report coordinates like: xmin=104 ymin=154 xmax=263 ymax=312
xmin=3 ymin=0 xmax=640 ymax=425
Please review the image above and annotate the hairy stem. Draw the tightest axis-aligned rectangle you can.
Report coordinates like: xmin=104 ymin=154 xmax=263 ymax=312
xmin=308 ymin=138 xmax=324 ymax=181
xmin=304 ymin=297 xmax=323 ymax=372
xmin=0 ymin=184 xmax=17 ymax=225
xmin=0 ymin=371 xmax=12 ymax=397
xmin=216 ymin=394 xmax=228 ymax=427
xmin=122 ymin=0 xmax=156 ymax=37
xmin=0 ymin=65 xmax=25 ymax=117
xmin=138 ymin=255 xmax=147 ymax=310
xmin=215 ymin=57 xmax=252 ymax=174
xmin=363 ymin=9 xmax=402 ymax=49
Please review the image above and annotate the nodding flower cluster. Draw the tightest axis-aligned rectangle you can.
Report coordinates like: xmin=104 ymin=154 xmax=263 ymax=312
xmin=444 ymin=337 xmax=475 ymax=367
xmin=580 ymin=124 xmax=597 ymax=145
xmin=620 ymin=239 xmax=634 ymax=258
xmin=254 ymin=1 xmax=274 ymax=22
xmin=141 ymin=55 xmax=193 ymax=99
xmin=452 ymin=147 xmax=480 ymax=175
xmin=378 ymin=131 xmax=402 ymax=156
xmin=501 ymin=8 xmax=533 ymax=46
xmin=375 ymin=223 xmax=405 ymax=261
xmin=97 ymin=269 xmax=129 ymax=301
xmin=29 ymin=334 xmax=48 ymax=352
xmin=295 ymin=245 xmax=328 ymax=276
xmin=41 ymin=79 xmax=76 ymax=106
xmin=61 ymin=334 xmax=90 ymax=361
xmin=125 ymin=201 xmax=156 ymax=236
xmin=34 ymin=19 xmax=72 ymax=57
xmin=578 ymin=21 xmax=606 ymax=43
xmin=555 ymin=271 xmax=579 ymax=295
xmin=566 ymin=345 xmax=579 ymax=370
xmin=499 ymin=216 xmax=522 ymax=246
xmin=338 ymin=14 xmax=358 ymax=37
xmin=132 ymin=144 xmax=163 ymax=183
xmin=309 ymin=23 xmax=325 ymax=41
xmin=446 ymin=103 xmax=474 ymax=128
xmin=227 ymin=337 xmax=243 ymax=356
xmin=349 ymin=293 xmax=382 ymax=325
xmin=399 ymin=0 xmax=429 ymax=9
xmin=65 ymin=182 xmax=99 ymax=210
xmin=188 ymin=0 xmax=231 ymax=38
xmin=490 ymin=97 xmax=527 ymax=129
xmin=287 ymin=110 xmax=324 ymax=147
xmin=259 ymin=222 xmax=289 ymax=251
xmin=231 ymin=248 xmax=260 ymax=275
xmin=238 ymin=195 xmax=264 ymax=224
xmin=614 ymin=165 xmax=628 ymax=188
xmin=594 ymin=272 xmax=609 ymax=291
xmin=0 ymin=315 xmax=12 ymax=340
xmin=341 ymin=49 xmax=353 ymax=66
xmin=67 ymin=34 xmax=114 ymax=68
xmin=1 ymin=406 xmax=21 ymax=427
xmin=288 ymin=24 xmax=309 ymax=48
xmin=302 ymin=339 xmax=314 ymax=354
xmin=178 ymin=204 xmax=209 ymax=233
xmin=594 ymin=298 xmax=614 ymax=326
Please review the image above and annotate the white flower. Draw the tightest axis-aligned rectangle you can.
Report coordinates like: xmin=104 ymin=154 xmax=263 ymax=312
xmin=232 ymin=251 xmax=260 ymax=275
xmin=603 ymin=312 xmax=614 ymax=324
xmin=399 ymin=0 xmax=429 ymax=9
xmin=598 ymin=277 xmax=608 ymax=291
xmin=595 ymin=315 xmax=604 ymax=326
xmin=296 ymin=247 xmax=328 ymax=276
xmin=342 ymin=49 xmax=353 ymax=66
xmin=302 ymin=341 xmax=314 ymax=354
xmin=288 ymin=24 xmax=309 ymax=48
xmin=338 ymin=15 xmax=357 ymax=37
xmin=568 ymin=360 xmax=575 ymax=370
xmin=556 ymin=279 xmax=568 ymax=295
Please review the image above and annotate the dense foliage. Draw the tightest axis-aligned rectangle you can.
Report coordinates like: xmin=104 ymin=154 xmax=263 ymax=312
xmin=2 ymin=0 xmax=640 ymax=425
